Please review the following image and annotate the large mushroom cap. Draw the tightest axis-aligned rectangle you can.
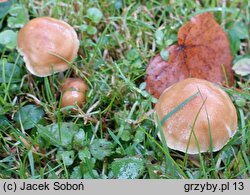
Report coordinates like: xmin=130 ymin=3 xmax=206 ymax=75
xmin=155 ymin=78 xmax=238 ymax=154
xmin=17 ymin=17 xmax=79 ymax=77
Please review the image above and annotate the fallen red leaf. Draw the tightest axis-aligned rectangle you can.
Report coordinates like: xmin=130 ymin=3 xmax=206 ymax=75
xmin=146 ymin=13 xmax=234 ymax=98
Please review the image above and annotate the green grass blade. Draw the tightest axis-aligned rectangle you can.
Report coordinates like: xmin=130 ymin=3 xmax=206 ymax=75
xmin=161 ymin=92 xmax=198 ymax=125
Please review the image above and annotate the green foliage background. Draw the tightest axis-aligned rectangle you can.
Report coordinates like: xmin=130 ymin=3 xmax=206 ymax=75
xmin=0 ymin=0 xmax=249 ymax=179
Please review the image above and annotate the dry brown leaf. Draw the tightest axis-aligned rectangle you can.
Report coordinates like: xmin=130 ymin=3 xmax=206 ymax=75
xmin=146 ymin=13 xmax=234 ymax=98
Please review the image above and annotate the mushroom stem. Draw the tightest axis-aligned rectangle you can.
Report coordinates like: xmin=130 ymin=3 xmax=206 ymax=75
xmin=58 ymin=72 xmax=65 ymax=82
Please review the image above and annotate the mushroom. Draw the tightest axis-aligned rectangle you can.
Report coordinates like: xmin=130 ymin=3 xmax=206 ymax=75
xmin=17 ymin=17 xmax=79 ymax=77
xmin=60 ymin=78 xmax=88 ymax=109
xmin=155 ymin=78 xmax=238 ymax=154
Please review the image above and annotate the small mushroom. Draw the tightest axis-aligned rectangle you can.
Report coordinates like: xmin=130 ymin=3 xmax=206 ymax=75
xmin=17 ymin=17 xmax=79 ymax=77
xmin=155 ymin=78 xmax=237 ymax=154
xmin=60 ymin=78 xmax=88 ymax=109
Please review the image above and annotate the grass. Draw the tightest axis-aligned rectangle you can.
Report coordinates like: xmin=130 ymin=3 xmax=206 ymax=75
xmin=0 ymin=0 xmax=249 ymax=179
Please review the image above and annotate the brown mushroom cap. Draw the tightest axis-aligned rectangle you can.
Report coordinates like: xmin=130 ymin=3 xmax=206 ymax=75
xmin=61 ymin=78 xmax=88 ymax=93
xmin=17 ymin=17 xmax=79 ymax=77
xmin=60 ymin=78 xmax=88 ymax=108
xmin=61 ymin=90 xmax=86 ymax=108
xmin=155 ymin=78 xmax=238 ymax=154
